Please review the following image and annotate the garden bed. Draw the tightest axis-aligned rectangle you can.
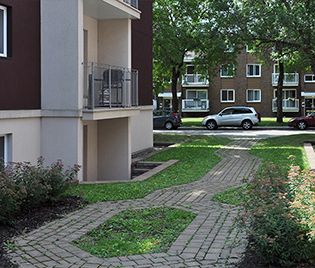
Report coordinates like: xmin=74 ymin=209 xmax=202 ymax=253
xmin=0 ymin=196 xmax=86 ymax=268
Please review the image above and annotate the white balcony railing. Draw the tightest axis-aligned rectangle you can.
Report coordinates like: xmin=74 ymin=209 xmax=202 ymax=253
xmin=272 ymin=98 xmax=299 ymax=112
xmin=182 ymin=99 xmax=209 ymax=112
xmin=84 ymin=63 xmax=138 ymax=109
xmin=272 ymin=73 xmax=299 ymax=86
xmin=182 ymin=74 xmax=208 ymax=86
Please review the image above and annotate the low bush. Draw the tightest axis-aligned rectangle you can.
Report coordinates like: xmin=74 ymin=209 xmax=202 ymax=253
xmin=0 ymin=159 xmax=79 ymax=224
xmin=244 ymin=164 xmax=315 ymax=266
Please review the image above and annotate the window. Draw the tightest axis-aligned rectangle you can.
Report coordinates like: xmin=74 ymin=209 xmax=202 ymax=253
xmin=220 ymin=64 xmax=235 ymax=78
xmin=220 ymin=89 xmax=235 ymax=102
xmin=246 ymin=64 xmax=261 ymax=77
xmin=0 ymin=135 xmax=12 ymax=164
xmin=274 ymin=89 xmax=296 ymax=99
xmin=304 ymin=74 xmax=315 ymax=83
xmin=0 ymin=5 xmax=7 ymax=57
xmin=246 ymin=44 xmax=254 ymax=53
xmin=247 ymin=89 xmax=261 ymax=102
xmin=187 ymin=90 xmax=207 ymax=99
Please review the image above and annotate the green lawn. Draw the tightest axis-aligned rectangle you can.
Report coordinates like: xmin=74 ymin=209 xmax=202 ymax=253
xmin=66 ymin=135 xmax=230 ymax=203
xmin=181 ymin=117 xmax=292 ymax=127
xmin=251 ymin=134 xmax=313 ymax=176
xmin=73 ymin=207 xmax=196 ymax=258
xmin=212 ymin=184 xmax=250 ymax=206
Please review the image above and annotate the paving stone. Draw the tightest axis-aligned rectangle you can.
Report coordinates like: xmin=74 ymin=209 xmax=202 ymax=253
xmin=8 ymin=139 xmax=259 ymax=268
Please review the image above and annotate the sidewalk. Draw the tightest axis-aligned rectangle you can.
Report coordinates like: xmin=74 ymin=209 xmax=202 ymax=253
xmin=9 ymin=139 xmax=260 ymax=268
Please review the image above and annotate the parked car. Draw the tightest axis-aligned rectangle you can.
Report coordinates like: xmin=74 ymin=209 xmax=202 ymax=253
xmin=288 ymin=113 xmax=315 ymax=130
xmin=153 ymin=110 xmax=182 ymax=130
xmin=202 ymin=106 xmax=260 ymax=130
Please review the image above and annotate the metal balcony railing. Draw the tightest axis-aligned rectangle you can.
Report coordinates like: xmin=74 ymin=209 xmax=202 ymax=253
xmin=182 ymin=99 xmax=209 ymax=112
xmin=272 ymin=98 xmax=299 ymax=112
xmin=272 ymin=73 xmax=299 ymax=86
xmin=84 ymin=63 xmax=138 ymax=109
xmin=182 ymin=74 xmax=208 ymax=86
xmin=122 ymin=0 xmax=138 ymax=9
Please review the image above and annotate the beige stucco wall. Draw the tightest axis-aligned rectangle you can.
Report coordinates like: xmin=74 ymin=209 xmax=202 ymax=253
xmin=83 ymin=120 xmax=98 ymax=181
xmin=97 ymin=117 xmax=131 ymax=181
xmin=130 ymin=106 xmax=153 ymax=153
xmin=98 ymin=19 xmax=131 ymax=68
xmin=41 ymin=117 xmax=83 ymax=180
xmin=0 ymin=117 xmax=41 ymax=163
xmin=83 ymin=15 xmax=98 ymax=63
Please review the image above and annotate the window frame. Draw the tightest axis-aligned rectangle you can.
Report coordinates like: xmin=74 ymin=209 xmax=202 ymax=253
xmin=273 ymin=88 xmax=297 ymax=99
xmin=0 ymin=134 xmax=12 ymax=164
xmin=220 ymin=89 xmax=235 ymax=103
xmin=246 ymin=89 xmax=261 ymax=103
xmin=304 ymin=74 xmax=315 ymax=83
xmin=246 ymin=64 xmax=261 ymax=77
xmin=186 ymin=89 xmax=208 ymax=100
xmin=220 ymin=64 xmax=235 ymax=78
xmin=0 ymin=5 xmax=7 ymax=58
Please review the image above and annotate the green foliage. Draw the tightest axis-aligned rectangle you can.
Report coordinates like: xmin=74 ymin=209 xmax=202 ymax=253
xmin=245 ymin=134 xmax=315 ymax=266
xmin=212 ymin=184 xmax=250 ymax=206
xmin=66 ymin=136 xmax=230 ymax=203
xmin=0 ymin=159 xmax=79 ymax=224
xmin=73 ymin=207 xmax=196 ymax=258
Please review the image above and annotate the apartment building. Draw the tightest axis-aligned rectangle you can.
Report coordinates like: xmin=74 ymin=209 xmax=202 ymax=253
xmin=0 ymin=0 xmax=153 ymax=182
xmin=179 ymin=48 xmax=315 ymax=117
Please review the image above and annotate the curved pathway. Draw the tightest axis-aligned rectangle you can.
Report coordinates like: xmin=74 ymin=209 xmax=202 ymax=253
xmin=9 ymin=139 xmax=260 ymax=268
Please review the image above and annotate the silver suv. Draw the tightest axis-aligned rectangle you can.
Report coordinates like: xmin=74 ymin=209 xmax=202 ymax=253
xmin=202 ymin=106 xmax=260 ymax=130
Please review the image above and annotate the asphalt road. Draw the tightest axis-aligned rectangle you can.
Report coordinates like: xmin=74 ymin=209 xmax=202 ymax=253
xmin=154 ymin=126 xmax=315 ymax=139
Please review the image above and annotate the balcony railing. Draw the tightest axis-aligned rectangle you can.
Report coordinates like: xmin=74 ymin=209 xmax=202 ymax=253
xmin=84 ymin=63 xmax=138 ymax=109
xmin=182 ymin=74 xmax=208 ymax=86
xmin=272 ymin=98 xmax=299 ymax=112
xmin=272 ymin=73 xmax=299 ymax=86
xmin=182 ymin=99 xmax=209 ymax=112
xmin=122 ymin=0 xmax=138 ymax=9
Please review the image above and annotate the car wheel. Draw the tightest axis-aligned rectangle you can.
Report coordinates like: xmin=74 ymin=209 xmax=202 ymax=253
xmin=164 ymin=121 xmax=174 ymax=130
xmin=206 ymin=120 xmax=217 ymax=130
xmin=242 ymin=120 xmax=253 ymax=130
xmin=297 ymin=121 xmax=307 ymax=130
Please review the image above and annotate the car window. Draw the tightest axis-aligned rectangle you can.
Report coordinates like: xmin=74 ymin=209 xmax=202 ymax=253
xmin=221 ymin=108 xmax=234 ymax=115
xmin=232 ymin=108 xmax=253 ymax=114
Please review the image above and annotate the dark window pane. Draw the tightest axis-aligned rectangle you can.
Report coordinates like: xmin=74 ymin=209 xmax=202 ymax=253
xmin=222 ymin=91 xmax=227 ymax=101
xmin=228 ymin=90 xmax=234 ymax=100
xmin=0 ymin=137 xmax=4 ymax=161
xmin=255 ymin=65 xmax=260 ymax=75
xmin=0 ymin=10 xmax=3 ymax=54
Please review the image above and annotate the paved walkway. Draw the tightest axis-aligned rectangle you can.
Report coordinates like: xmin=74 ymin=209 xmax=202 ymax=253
xmin=9 ymin=139 xmax=260 ymax=268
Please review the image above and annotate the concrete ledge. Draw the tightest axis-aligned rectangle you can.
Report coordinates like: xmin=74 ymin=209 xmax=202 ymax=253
xmin=80 ymin=159 xmax=179 ymax=184
xmin=132 ymin=160 xmax=178 ymax=181
xmin=304 ymin=142 xmax=315 ymax=171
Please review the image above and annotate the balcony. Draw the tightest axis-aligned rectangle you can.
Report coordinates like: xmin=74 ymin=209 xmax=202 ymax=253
xmin=182 ymin=74 xmax=209 ymax=87
xmin=84 ymin=63 xmax=138 ymax=110
xmin=272 ymin=73 xmax=299 ymax=87
xmin=182 ymin=99 xmax=209 ymax=112
xmin=122 ymin=0 xmax=138 ymax=9
xmin=272 ymin=98 xmax=299 ymax=113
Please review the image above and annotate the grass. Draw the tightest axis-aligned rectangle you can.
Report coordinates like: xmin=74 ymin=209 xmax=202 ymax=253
xmin=212 ymin=184 xmax=250 ymax=206
xmin=73 ymin=207 xmax=196 ymax=258
xmin=66 ymin=135 xmax=230 ymax=203
xmin=181 ymin=117 xmax=292 ymax=127
xmin=251 ymin=134 xmax=314 ymax=176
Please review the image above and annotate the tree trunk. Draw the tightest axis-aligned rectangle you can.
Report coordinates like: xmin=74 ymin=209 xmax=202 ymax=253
xmin=276 ymin=61 xmax=284 ymax=123
xmin=171 ymin=67 xmax=180 ymax=113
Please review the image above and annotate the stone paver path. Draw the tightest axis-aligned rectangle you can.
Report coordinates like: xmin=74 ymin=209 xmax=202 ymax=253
xmin=9 ymin=139 xmax=260 ymax=268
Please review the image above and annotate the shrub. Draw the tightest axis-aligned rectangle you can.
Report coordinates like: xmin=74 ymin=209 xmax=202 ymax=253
xmin=244 ymin=164 xmax=315 ymax=266
xmin=0 ymin=159 xmax=79 ymax=224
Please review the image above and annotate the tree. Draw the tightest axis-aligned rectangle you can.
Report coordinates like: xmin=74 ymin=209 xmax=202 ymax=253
xmin=153 ymin=0 xmax=202 ymax=112
xmin=240 ymin=0 xmax=315 ymax=121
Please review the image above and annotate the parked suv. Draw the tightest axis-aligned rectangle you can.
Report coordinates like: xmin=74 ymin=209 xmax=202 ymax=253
xmin=153 ymin=110 xmax=182 ymax=130
xmin=202 ymin=106 xmax=260 ymax=130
